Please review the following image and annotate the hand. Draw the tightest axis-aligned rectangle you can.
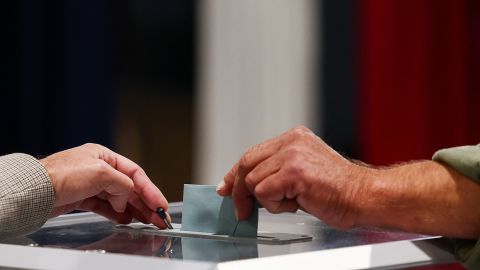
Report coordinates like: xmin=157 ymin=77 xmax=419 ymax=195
xmin=40 ymin=143 xmax=170 ymax=229
xmin=217 ymin=126 xmax=368 ymax=229
xmin=217 ymin=126 xmax=480 ymax=238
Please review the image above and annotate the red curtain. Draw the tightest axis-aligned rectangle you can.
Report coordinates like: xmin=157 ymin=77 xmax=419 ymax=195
xmin=358 ymin=0 xmax=480 ymax=165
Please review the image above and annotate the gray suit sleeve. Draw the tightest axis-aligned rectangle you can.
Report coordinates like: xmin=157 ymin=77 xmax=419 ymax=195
xmin=0 ymin=153 xmax=54 ymax=239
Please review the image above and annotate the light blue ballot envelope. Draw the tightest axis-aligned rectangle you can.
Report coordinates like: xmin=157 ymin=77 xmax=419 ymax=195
xmin=181 ymin=184 xmax=259 ymax=237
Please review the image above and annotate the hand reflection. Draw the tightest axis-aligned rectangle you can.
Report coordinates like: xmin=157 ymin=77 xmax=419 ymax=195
xmin=76 ymin=232 xmax=173 ymax=257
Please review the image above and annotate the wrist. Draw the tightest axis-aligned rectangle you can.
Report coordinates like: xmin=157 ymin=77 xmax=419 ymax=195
xmin=355 ymin=161 xmax=458 ymax=235
xmin=358 ymin=162 xmax=426 ymax=229
xmin=38 ymin=157 xmax=59 ymax=207
xmin=345 ymin=164 xmax=382 ymax=228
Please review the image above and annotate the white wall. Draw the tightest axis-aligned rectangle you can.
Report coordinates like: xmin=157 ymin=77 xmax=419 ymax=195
xmin=195 ymin=0 xmax=321 ymax=185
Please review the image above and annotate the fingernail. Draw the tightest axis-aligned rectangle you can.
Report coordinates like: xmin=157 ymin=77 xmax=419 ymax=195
xmin=216 ymin=181 xmax=225 ymax=192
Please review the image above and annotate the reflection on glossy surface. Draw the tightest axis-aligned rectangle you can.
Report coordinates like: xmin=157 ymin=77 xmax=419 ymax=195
xmin=2 ymin=209 xmax=433 ymax=263
xmin=27 ymin=222 xmax=170 ymax=257
xmin=181 ymin=237 xmax=257 ymax=261
xmin=23 ymin=221 xmax=260 ymax=262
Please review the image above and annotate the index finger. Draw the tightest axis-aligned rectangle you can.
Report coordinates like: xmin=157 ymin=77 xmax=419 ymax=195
xmin=219 ymin=126 xmax=309 ymax=196
xmin=229 ymin=137 xmax=285 ymax=220
xmin=101 ymin=148 xmax=169 ymax=212
xmin=219 ymin=136 xmax=284 ymax=196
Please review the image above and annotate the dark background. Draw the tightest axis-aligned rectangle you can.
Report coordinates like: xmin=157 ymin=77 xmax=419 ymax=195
xmin=1 ymin=0 xmax=479 ymax=201
xmin=0 ymin=1 xmax=195 ymax=201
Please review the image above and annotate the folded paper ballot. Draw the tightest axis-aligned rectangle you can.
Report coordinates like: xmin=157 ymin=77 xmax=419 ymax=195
xmin=181 ymin=184 xmax=259 ymax=237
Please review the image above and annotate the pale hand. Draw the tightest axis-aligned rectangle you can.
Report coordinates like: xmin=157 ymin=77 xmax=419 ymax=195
xmin=40 ymin=143 xmax=170 ymax=228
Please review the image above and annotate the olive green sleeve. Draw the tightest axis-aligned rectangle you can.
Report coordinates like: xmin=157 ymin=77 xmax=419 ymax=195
xmin=432 ymin=144 xmax=480 ymax=269
xmin=433 ymin=145 xmax=480 ymax=182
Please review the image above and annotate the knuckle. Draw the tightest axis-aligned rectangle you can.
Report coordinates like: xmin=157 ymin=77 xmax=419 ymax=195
xmin=295 ymin=125 xmax=309 ymax=132
xmin=286 ymin=162 xmax=305 ymax=179
xmin=285 ymin=126 xmax=312 ymax=144
xmin=224 ymin=169 xmax=235 ymax=182
xmin=239 ymin=144 xmax=261 ymax=168
xmin=284 ymin=147 xmax=300 ymax=157
xmin=284 ymin=150 xmax=305 ymax=176
xmin=253 ymin=186 xmax=268 ymax=200
xmin=125 ymin=181 xmax=134 ymax=193
xmin=291 ymin=125 xmax=310 ymax=136
xmin=238 ymin=154 xmax=251 ymax=171
xmin=244 ymin=172 xmax=256 ymax=187
xmin=135 ymin=167 xmax=146 ymax=178
xmin=93 ymin=161 xmax=110 ymax=176
xmin=83 ymin=142 xmax=98 ymax=149
xmin=224 ymin=163 xmax=239 ymax=183
xmin=83 ymin=143 xmax=108 ymax=152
